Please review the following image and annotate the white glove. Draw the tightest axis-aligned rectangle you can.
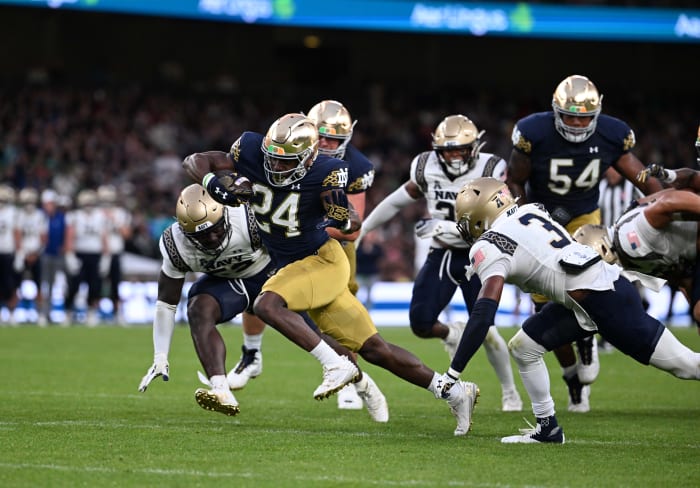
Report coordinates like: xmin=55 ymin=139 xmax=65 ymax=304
xmin=415 ymin=218 xmax=445 ymax=239
xmin=138 ymin=360 xmax=170 ymax=392
xmin=99 ymin=254 xmax=111 ymax=277
xmin=13 ymin=253 xmax=25 ymax=273
xmin=65 ymin=252 xmax=80 ymax=275
xmin=435 ymin=372 xmax=459 ymax=400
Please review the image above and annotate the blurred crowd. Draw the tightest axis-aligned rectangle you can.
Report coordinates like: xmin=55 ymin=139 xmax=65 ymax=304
xmin=0 ymin=80 xmax=697 ymax=281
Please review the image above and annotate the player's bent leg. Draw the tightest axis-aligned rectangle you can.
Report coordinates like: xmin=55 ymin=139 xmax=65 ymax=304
xmin=483 ymin=326 xmax=522 ymax=412
xmin=649 ymin=328 xmax=700 ymax=379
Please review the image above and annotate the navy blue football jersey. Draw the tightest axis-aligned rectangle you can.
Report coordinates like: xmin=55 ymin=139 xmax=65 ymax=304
xmin=344 ymin=144 xmax=375 ymax=195
xmin=511 ymin=111 xmax=636 ymax=218
xmin=229 ymin=131 xmax=350 ymax=266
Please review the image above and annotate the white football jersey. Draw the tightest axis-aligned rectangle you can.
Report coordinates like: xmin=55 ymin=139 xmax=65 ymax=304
xmin=66 ymin=207 xmax=108 ymax=253
xmin=102 ymin=205 xmax=132 ymax=254
xmin=159 ymin=204 xmax=271 ymax=280
xmin=410 ymin=150 xmax=507 ymax=249
xmin=613 ymin=204 xmax=697 ymax=278
xmin=467 ymin=203 xmax=620 ymax=331
xmin=0 ymin=205 xmax=17 ymax=253
xmin=15 ymin=207 xmax=47 ymax=254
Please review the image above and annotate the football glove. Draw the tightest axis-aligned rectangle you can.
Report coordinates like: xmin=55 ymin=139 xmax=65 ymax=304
xmin=435 ymin=371 xmax=459 ymax=400
xmin=138 ymin=361 xmax=170 ymax=392
xmin=637 ymin=163 xmax=669 ymax=183
xmin=202 ymin=172 xmax=253 ymax=206
xmin=64 ymin=252 xmax=81 ymax=275
xmin=415 ymin=218 xmax=444 ymax=239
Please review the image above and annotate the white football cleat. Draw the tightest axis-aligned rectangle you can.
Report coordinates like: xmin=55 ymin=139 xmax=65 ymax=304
xmin=501 ymin=388 xmax=523 ymax=412
xmin=337 ymin=383 xmax=363 ymax=410
xmin=195 ymin=388 xmax=240 ymax=416
xmin=355 ymin=373 xmax=389 ymax=423
xmin=576 ymin=336 xmax=600 ymax=384
xmin=227 ymin=346 xmax=263 ymax=390
xmin=313 ymin=356 xmax=359 ymax=400
xmin=446 ymin=380 xmax=479 ymax=436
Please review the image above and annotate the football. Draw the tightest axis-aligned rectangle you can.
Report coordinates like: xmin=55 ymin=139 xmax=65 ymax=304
xmin=215 ymin=171 xmax=253 ymax=202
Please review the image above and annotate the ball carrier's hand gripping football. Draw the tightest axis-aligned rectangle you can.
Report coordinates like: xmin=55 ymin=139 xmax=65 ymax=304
xmin=202 ymin=172 xmax=253 ymax=206
xmin=317 ymin=189 xmax=359 ymax=234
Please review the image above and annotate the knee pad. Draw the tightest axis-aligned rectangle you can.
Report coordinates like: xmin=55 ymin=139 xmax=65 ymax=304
xmin=508 ymin=329 xmax=547 ymax=366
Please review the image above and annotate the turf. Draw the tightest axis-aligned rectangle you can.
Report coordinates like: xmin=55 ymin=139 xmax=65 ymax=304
xmin=1 ymin=324 xmax=698 ymax=487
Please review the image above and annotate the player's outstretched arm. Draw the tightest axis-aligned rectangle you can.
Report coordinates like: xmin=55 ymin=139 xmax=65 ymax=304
xmin=138 ymin=271 xmax=184 ymax=392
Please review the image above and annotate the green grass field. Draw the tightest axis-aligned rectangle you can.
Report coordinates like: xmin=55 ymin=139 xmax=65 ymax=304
xmin=1 ymin=324 xmax=699 ymax=487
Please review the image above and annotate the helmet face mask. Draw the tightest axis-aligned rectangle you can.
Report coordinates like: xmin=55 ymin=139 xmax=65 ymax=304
xmin=432 ymin=115 xmax=485 ymax=177
xmin=552 ymin=75 xmax=603 ymax=143
xmin=176 ymin=184 xmax=231 ymax=255
xmin=262 ymin=113 xmax=319 ymax=187
xmin=455 ymin=177 xmax=518 ymax=244
xmin=571 ymin=224 xmax=619 ymax=265
xmin=307 ymin=100 xmax=356 ymax=160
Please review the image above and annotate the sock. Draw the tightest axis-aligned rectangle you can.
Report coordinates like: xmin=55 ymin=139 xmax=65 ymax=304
xmin=310 ymin=341 xmax=341 ymax=366
xmin=210 ymin=374 xmax=228 ymax=390
xmin=243 ymin=333 xmax=263 ymax=351
xmin=427 ymin=372 xmax=442 ymax=399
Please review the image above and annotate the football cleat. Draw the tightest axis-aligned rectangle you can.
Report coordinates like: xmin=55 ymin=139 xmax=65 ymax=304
xmin=442 ymin=321 xmax=466 ymax=360
xmin=355 ymin=373 xmax=389 ymax=423
xmin=575 ymin=336 xmax=600 ymax=384
xmin=501 ymin=416 xmax=565 ymax=444
xmin=501 ymin=388 xmax=523 ymax=412
xmin=195 ymin=388 xmax=240 ymax=416
xmin=313 ymin=356 xmax=359 ymax=400
xmin=564 ymin=373 xmax=591 ymax=413
xmin=446 ymin=380 xmax=480 ymax=436
xmin=337 ymin=383 xmax=363 ymax=410
xmin=227 ymin=346 xmax=262 ymax=390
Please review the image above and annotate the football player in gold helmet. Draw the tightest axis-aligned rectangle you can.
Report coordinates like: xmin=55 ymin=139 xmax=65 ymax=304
xmin=184 ymin=113 xmax=481 ymax=435
xmin=506 ymin=74 xmax=664 ymax=413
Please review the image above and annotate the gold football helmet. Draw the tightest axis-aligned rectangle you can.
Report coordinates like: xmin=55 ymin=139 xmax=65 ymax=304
xmin=261 ymin=113 xmax=319 ymax=187
xmin=176 ymin=184 xmax=230 ymax=255
xmin=0 ymin=184 xmax=15 ymax=204
xmin=432 ymin=115 xmax=485 ymax=177
xmin=571 ymin=224 xmax=619 ymax=265
xmin=552 ymin=75 xmax=603 ymax=143
xmin=97 ymin=184 xmax=118 ymax=205
xmin=18 ymin=187 xmax=39 ymax=206
xmin=76 ymin=189 xmax=98 ymax=208
xmin=307 ymin=100 xmax=357 ymax=160
xmin=455 ymin=177 xmax=518 ymax=243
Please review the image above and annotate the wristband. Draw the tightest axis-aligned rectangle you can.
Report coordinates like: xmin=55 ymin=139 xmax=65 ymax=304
xmin=664 ymin=169 xmax=677 ymax=183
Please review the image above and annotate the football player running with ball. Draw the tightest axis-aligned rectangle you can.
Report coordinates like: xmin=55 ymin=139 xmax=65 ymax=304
xmin=437 ymin=177 xmax=700 ymax=444
xmin=183 ymin=113 xmax=479 ymax=435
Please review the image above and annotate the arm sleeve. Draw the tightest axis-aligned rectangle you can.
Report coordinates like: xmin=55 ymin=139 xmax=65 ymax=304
xmin=449 ymin=298 xmax=499 ymax=374
xmin=361 ymin=185 xmax=416 ymax=234
xmin=153 ymin=300 xmax=177 ymax=360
